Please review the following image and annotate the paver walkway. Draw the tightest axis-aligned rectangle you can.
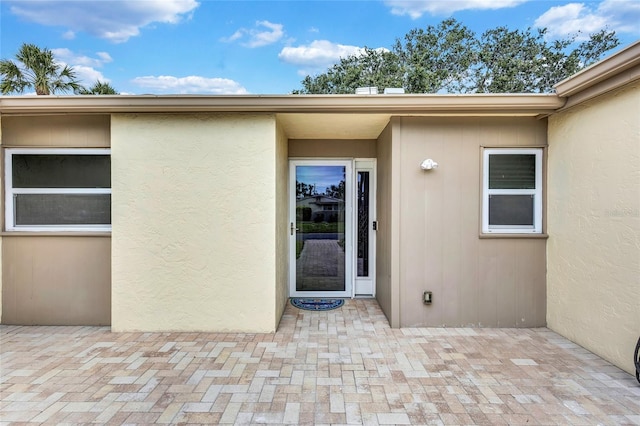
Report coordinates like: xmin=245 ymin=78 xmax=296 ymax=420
xmin=296 ymin=239 xmax=345 ymax=291
xmin=1 ymin=299 xmax=639 ymax=425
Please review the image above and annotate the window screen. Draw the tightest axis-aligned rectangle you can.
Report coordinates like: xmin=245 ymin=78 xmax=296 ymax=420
xmin=483 ymin=148 xmax=542 ymax=234
xmin=5 ymin=149 xmax=111 ymax=231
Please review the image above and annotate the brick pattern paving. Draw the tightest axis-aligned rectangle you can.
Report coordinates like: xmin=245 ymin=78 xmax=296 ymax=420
xmin=1 ymin=299 xmax=639 ymax=425
xmin=296 ymin=239 xmax=345 ymax=291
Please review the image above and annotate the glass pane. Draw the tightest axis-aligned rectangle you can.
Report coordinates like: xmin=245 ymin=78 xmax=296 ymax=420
xmin=489 ymin=154 xmax=535 ymax=189
xmin=15 ymin=194 xmax=111 ymax=225
xmin=488 ymin=194 xmax=534 ymax=226
xmin=357 ymin=171 xmax=369 ymax=277
xmin=295 ymin=165 xmax=346 ymax=292
xmin=12 ymin=154 xmax=111 ymax=188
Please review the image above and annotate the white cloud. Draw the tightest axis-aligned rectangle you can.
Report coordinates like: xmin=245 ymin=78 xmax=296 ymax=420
xmin=73 ymin=66 xmax=109 ymax=85
xmin=384 ymin=0 xmax=527 ymax=18
xmin=131 ymin=75 xmax=248 ymax=94
xmin=278 ymin=40 xmax=367 ymax=69
xmin=50 ymin=49 xmax=112 ymax=85
xmin=52 ymin=49 xmax=113 ymax=68
xmin=535 ymin=0 xmax=640 ymax=40
xmin=8 ymin=0 xmax=199 ymax=43
xmin=222 ymin=20 xmax=284 ymax=48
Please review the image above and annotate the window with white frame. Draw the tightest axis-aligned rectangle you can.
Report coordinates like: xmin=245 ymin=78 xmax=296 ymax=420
xmin=5 ymin=148 xmax=111 ymax=231
xmin=482 ymin=148 xmax=542 ymax=234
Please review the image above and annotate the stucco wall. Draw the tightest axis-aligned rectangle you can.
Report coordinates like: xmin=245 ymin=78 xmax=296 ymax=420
xmin=0 ymin=114 xmax=3 ymax=322
xmin=394 ymin=116 xmax=547 ymax=328
xmin=111 ymin=113 xmax=279 ymax=332
xmin=548 ymin=84 xmax=640 ymax=375
xmin=275 ymin=120 xmax=289 ymax=326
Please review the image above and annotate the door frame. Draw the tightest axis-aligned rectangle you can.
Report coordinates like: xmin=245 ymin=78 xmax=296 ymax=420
xmin=353 ymin=159 xmax=376 ymax=297
xmin=289 ymin=159 xmax=353 ymax=298
xmin=289 ymin=158 xmax=376 ymax=298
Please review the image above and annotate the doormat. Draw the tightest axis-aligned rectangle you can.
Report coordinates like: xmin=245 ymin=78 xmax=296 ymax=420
xmin=290 ymin=298 xmax=344 ymax=311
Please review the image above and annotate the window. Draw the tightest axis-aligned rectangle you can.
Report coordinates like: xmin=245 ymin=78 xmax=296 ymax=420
xmin=5 ymin=148 xmax=111 ymax=231
xmin=482 ymin=148 xmax=542 ymax=234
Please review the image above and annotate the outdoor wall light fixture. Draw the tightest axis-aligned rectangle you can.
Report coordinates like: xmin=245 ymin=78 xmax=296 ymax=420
xmin=420 ymin=159 xmax=438 ymax=170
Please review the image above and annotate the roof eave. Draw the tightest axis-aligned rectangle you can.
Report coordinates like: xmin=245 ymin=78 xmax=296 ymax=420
xmin=554 ymin=40 xmax=640 ymax=97
xmin=0 ymin=94 xmax=564 ymax=115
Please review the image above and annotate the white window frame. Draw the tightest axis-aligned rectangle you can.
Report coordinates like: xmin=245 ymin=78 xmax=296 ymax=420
xmin=5 ymin=148 xmax=111 ymax=232
xmin=482 ymin=148 xmax=542 ymax=234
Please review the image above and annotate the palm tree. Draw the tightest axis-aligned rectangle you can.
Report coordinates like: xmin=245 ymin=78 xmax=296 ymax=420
xmin=77 ymin=80 xmax=118 ymax=95
xmin=0 ymin=43 xmax=82 ymax=95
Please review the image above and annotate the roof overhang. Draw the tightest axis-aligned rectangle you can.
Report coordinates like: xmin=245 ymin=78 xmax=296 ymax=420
xmin=0 ymin=93 xmax=564 ymax=115
xmin=0 ymin=94 xmax=564 ymax=139
xmin=554 ymin=41 xmax=640 ymax=110
xmin=0 ymin=94 xmax=565 ymax=139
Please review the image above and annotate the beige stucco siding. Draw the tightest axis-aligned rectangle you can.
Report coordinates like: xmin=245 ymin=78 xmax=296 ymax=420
xmin=275 ymin=120 xmax=289 ymax=325
xmin=111 ymin=113 xmax=279 ymax=332
xmin=548 ymin=83 xmax=640 ymax=375
xmin=393 ymin=116 xmax=547 ymax=328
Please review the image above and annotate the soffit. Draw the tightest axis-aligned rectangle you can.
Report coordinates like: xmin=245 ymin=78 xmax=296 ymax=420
xmin=277 ymin=114 xmax=391 ymax=139
xmin=0 ymin=94 xmax=564 ymax=140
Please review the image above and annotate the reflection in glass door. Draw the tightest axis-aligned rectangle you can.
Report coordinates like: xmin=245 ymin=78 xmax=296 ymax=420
xmin=290 ymin=161 xmax=351 ymax=297
xmin=354 ymin=159 xmax=376 ymax=296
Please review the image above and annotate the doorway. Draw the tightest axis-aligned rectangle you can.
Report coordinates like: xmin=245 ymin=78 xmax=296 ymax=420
xmin=289 ymin=159 xmax=375 ymax=298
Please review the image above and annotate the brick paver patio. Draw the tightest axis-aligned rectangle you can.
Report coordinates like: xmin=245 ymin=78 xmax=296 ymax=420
xmin=1 ymin=299 xmax=639 ymax=425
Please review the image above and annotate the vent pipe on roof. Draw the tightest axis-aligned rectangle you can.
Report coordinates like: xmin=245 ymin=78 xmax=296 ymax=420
xmin=355 ymin=87 xmax=405 ymax=94
xmin=355 ymin=87 xmax=378 ymax=94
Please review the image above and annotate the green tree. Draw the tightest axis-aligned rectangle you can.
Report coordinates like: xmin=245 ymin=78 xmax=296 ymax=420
xmin=296 ymin=181 xmax=316 ymax=198
xmin=471 ymin=27 xmax=619 ymax=93
xmin=325 ymin=180 xmax=345 ymax=199
xmin=394 ymin=18 xmax=477 ymax=93
xmin=293 ymin=48 xmax=403 ymax=95
xmin=0 ymin=43 xmax=82 ymax=95
xmin=77 ymin=80 xmax=118 ymax=95
xmin=294 ymin=20 xmax=619 ymax=94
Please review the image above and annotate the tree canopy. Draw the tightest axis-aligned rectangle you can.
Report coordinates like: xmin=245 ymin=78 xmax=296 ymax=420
xmin=294 ymin=19 xmax=620 ymax=94
xmin=1 ymin=43 xmax=118 ymax=95
xmin=76 ymin=80 xmax=119 ymax=95
xmin=0 ymin=43 xmax=82 ymax=95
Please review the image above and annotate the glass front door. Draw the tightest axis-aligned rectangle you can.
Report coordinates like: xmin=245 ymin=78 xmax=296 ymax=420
xmin=290 ymin=160 xmax=352 ymax=297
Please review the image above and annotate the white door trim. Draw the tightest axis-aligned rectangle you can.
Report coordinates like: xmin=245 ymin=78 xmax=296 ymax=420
xmin=289 ymin=160 xmax=353 ymax=298
xmin=353 ymin=159 xmax=376 ymax=297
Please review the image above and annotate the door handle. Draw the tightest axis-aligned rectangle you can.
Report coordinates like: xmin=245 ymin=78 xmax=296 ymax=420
xmin=291 ymin=222 xmax=299 ymax=235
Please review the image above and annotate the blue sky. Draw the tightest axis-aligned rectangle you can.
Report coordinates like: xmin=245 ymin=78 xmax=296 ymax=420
xmin=297 ymin=165 xmax=345 ymax=194
xmin=1 ymin=0 xmax=639 ymax=95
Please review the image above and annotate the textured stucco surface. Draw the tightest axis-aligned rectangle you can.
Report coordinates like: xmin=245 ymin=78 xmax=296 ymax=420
xmin=547 ymin=84 xmax=640 ymax=375
xmin=0 ymin=114 xmax=3 ymax=322
xmin=111 ymin=113 xmax=279 ymax=332
xmin=274 ymin=120 xmax=289 ymax=325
